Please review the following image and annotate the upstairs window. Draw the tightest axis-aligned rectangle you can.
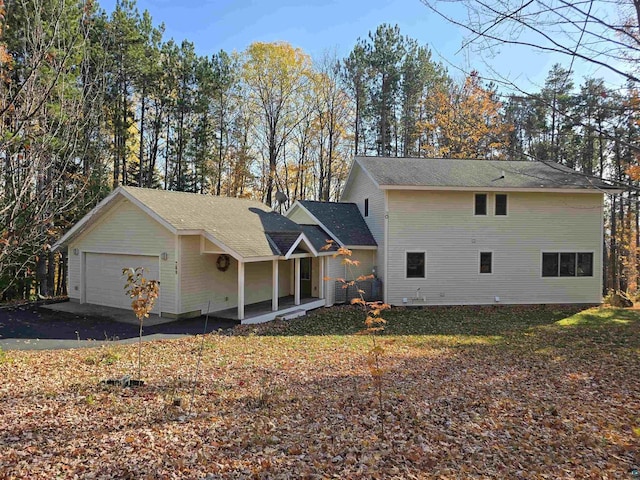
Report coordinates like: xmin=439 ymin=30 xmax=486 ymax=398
xmin=542 ymin=252 xmax=593 ymax=277
xmin=495 ymin=194 xmax=508 ymax=216
xmin=479 ymin=251 xmax=493 ymax=274
xmin=406 ymin=252 xmax=426 ymax=278
xmin=474 ymin=193 xmax=487 ymax=216
xmin=364 ymin=198 xmax=369 ymax=217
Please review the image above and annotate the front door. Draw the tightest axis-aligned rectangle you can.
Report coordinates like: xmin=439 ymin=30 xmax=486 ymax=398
xmin=300 ymin=257 xmax=312 ymax=297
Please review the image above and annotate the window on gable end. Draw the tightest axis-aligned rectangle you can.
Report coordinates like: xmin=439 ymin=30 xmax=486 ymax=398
xmin=495 ymin=194 xmax=507 ymax=216
xmin=474 ymin=193 xmax=487 ymax=216
xmin=364 ymin=198 xmax=369 ymax=217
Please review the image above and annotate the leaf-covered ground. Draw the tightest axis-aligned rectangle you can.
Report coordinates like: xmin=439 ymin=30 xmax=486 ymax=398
xmin=1 ymin=305 xmax=639 ymax=479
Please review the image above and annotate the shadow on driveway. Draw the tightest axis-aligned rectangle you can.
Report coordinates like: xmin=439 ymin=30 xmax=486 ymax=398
xmin=0 ymin=303 xmax=238 ymax=351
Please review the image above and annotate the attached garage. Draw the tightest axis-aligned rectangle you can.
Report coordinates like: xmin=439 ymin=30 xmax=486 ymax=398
xmin=83 ymin=253 xmax=161 ymax=314
xmin=54 ymin=186 xmax=338 ymax=323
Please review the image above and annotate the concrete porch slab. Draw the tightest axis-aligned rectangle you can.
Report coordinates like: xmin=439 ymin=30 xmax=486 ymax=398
xmin=213 ymin=296 xmax=326 ymax=324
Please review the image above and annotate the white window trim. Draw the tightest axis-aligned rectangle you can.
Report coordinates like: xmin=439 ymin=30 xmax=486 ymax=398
xmin=405 ymin=250 xmax=427 ymax=279
xmin=478 ymin=250 xmax=494 ymax=275
xmin=494 ymin=193 xmax=508 ymax=217
xmin=540 ymin=250 xmax=595 ymax=278
xmin=473 ymin=193 xmax=489 ymax=216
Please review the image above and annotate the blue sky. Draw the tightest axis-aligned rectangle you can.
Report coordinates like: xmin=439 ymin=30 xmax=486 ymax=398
xmin=99 ymin=0 xmax=623 ymax=93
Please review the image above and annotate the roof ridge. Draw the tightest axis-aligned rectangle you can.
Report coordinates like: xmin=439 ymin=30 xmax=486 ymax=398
xmin=122 ymin=186 xmax=266 ymax=204
xmin=356 ymin=156 xmax=536 ymax=163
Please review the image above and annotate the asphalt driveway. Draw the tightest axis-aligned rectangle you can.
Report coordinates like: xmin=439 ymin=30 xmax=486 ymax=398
xmin=0 ymin=302 xmax=238 ymax=351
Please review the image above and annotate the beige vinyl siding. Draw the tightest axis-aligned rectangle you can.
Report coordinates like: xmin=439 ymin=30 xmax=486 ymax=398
xmin=287 ymin=206 xmax=317 ymax=225
xmin=324 ymin=256 xmax=341 ymax=305
xmin=68 ymin=198 xmax=176 ymax=314
xmin=245 ymin=260 xmax=291 ymax=304
xmin=386 ymin=190 xmax=603 ymax=305
xmin=323 ymin=249 xmax=377 ymax=305
xmin=340 ymin=164 xmax=386 ymax=283
xmin=179 ymin=236 xmax=236 ymax=314
xmin=180 ymin=235 xmax=292 ymax=314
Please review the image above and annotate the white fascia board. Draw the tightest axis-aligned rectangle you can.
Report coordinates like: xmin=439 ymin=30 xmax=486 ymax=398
xmin=356 ymin=158 xmax=383 ymax=189
xmin=119 ymin=189 xmax=179 ymax=234
xmin=243 ymin=255 xmax=281 ymax=263
xmin=284 ymin=233 xmax=319 ymax=259
xmin=283 ymin=201 xmax=300 ymax=219
xmin=378 ymin=185 xmax=616 ymax=194
xmin=344 ymin=245 xmax=377 ymax=250
xmin=52 ymin=187 xmax=126 ymax=251
xmin=287 ymin=252 xmax=315 ymax=259
xmin=341 ymin=157 xmax=381 ymax=201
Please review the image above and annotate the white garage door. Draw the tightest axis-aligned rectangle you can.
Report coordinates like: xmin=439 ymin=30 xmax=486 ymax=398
xmin=85 ymin=253 xmax=160 ymax=313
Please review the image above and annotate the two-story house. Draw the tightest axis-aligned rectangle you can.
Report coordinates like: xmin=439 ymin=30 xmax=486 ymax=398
xmin=54 ymin=156 xmax=617 ymax=324
xmin=328 ymin=156 xmax=617 ymax=306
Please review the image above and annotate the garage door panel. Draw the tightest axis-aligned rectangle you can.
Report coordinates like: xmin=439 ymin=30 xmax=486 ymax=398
xmin=85 ymin=253 xmax=160 ymax=313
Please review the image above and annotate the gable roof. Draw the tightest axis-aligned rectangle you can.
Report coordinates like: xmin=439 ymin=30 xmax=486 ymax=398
xmin=54 ymin=187 xmax=329 ymax=260
xmin=351 ymin=156 xmax=619 ymax=192
xmin=300 ymin=224 xmax=340 ymax=252
xmin=297 ymin=200 xmax=377 ymax=247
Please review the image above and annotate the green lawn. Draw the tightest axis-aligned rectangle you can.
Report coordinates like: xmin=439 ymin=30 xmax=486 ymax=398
xmin=1 ymin=305 xmax=639 ymax=478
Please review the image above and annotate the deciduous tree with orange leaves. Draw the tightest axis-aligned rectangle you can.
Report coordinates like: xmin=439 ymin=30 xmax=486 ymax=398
xmin=419 ymin=72 xmax=512 ymax=159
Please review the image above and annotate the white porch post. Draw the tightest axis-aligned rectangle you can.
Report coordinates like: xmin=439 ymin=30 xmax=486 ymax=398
xmin=294 ymin=257 xmax=301 ymax=306
xmin=272 ymin=259 xmax=279 ymax=311
xmin=237 ymin=260 xmax=245 ymax=321
xmin=319 ymin=256 xmax=325 ymax=299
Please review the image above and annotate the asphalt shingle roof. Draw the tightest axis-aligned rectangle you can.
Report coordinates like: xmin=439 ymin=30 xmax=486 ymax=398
xmin=354 ymin=156 xmax=617 ymax=191
xmin=124 ymin=187 xmax=303 ymax=258
xmin=300 ymin=225 xmax=339 ymax=252
xmin=298 ymin=200 xmax=377 ymax=247
xmin=266 ymin=231 xmax=302 ymax=256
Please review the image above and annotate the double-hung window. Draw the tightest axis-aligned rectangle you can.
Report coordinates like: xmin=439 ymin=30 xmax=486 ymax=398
xmin=474 ymin=194 xmax=487 ymax=216
xmin=406 ymin=252 xmax=426 ymax=278
xmin=479 ymin=251 xmax=493 ymax=274
xmin=495 ymin=194 xmax=507 ymax=216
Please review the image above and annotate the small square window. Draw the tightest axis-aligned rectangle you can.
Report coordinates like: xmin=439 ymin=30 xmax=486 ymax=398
xmin=479 ymin=252 xmax=492 ymax=274
xmin=364 ymin=198 xmax=369 ymax=217
xmin=406 ymin=252 xmax=425 ymax=278
xmin=475 ymin=194 xmax=487 ymax=215
xmin=495 ymin=194 xmax=507 ymax=216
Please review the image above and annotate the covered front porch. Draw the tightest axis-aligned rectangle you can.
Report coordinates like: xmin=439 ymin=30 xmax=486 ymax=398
xmin=198 ymin=218 xmax=334 ymax=324
xmin=233 ymin=255 xmax=327 ymax=324
xmin=212 ymin=295 xmax=326 ymax=324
